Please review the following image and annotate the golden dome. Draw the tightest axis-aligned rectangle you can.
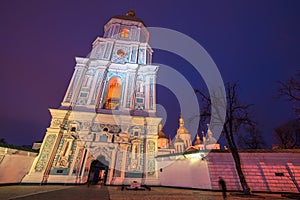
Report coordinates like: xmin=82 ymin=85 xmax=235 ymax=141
xmin=179 ymin=117 xmax=184 ymax=126
xmin=158 ymin=123 xmax=167 ymax=139
xmin=126 ymin=10 xmax=136 ymax=17
xmin=177 ymin=126 xmax=189 ymax=135
xmin=177 ymin=116 xmax=189 ymax=135
xmin=158 ymin=131 xmax=167 ymax=139
xmin=205 ymin=124 xmax=217 ymax=145
xmin=194 ymin=133 xmax=202 ymax=145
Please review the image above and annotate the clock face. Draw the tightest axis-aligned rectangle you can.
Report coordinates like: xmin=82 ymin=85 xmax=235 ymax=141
xmin=111 ymin=46 xmax=129 ymax=64
xmin=117 ymin=49 xmax=125 ymax=57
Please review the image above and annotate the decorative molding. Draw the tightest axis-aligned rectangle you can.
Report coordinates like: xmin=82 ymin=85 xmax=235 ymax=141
xmin=34 ymin=134 xmax=56 ymax=172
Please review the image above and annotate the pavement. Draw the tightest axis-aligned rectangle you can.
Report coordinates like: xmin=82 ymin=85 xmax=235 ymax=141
xmin=0 ymin=185 xmax=294 ymax=200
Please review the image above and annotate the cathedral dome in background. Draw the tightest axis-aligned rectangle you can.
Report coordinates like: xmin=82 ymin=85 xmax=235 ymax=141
xmin=177 ymin=126 xmax=189 ymax=135
xmin=158 ymin=123 xmax=167 ymax=138
xmin=176 ymin=116 xmax=190 ymax=135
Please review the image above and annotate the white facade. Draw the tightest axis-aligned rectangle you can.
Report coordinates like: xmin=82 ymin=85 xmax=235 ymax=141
xmin=22 ymin=11 xmax=221 ymax=186
xmin=23 ymin=11 xmax=161 ymax=185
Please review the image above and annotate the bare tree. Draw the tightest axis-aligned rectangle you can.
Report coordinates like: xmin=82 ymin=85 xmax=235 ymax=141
xmin=273 ymin=119 xmax=300 ymax=149
xmin=195 ymin=82 xmax=254 ymax=194
xmin=238 ymin=127 xmax=266 ymax=149
xmin=278 ymin=71 xmax=300 ymax=114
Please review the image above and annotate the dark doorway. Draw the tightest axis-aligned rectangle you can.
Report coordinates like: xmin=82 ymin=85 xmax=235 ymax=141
xmin=88 ymin=157 xmax=109 ymax=185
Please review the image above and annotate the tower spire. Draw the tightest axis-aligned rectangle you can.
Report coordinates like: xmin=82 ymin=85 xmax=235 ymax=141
xmin=202 ymin=131 xmax=206 ymax=143
xmin=158 ymin=123 xmax=163 ymax=132
xmin=194 ymin=132 xmax=201 ymax=145
xmin=179 ymin=113 xmax=184 ymax=127
xmin=207 ymin=123 xmax=213 ymax=137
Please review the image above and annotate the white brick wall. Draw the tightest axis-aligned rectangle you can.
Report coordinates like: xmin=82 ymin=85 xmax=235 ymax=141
xmin=0 ymin=147 xmax=37 ymax=184
xmin=158 ymin=151 xmax=300 ymax=193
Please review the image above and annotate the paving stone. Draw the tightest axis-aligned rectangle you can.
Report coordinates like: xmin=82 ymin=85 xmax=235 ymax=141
xmin=0 ymin=185 xmax=291 ymax=200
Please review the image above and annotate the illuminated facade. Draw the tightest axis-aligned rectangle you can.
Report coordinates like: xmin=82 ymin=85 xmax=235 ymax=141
xmin=9 ymin=12 xmax=299 ymax=193
xmin=22 ymin=11 xmax=219 ymax=186
xmin=22 ymin=11 xmax=161 ymax=185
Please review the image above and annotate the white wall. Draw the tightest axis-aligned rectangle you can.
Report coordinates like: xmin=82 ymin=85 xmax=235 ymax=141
xmin=0 ymin=147 xmax=37 ymax=184
xmin=158 ymin=151 xmax=300 ymax=193
xmin=158 ymin=157 xmax=212 ymax=189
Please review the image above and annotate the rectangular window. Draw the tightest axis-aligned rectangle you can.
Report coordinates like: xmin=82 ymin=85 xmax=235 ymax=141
xmin=136 ymin=98 xmax=144 ymax=103
xmin=121 ymin=28 xmax=130 ymax=38
xmin=275 ymin=172 xmax=284 ymax=176
xmin=80 ymin=93 xmax=88 ymax=97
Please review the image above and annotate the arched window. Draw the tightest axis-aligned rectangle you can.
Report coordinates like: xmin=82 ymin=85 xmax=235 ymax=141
xmin=120 ymin=28 xmax=130 ymax=38
xmin=100 ymin=134 xmax=108 ymax=142
xmin=103 ymin=77 xmax=122 ymax=110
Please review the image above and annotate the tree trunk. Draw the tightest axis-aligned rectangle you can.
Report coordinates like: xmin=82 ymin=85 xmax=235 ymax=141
xmin=225 ymin=128 xmax=251 ymax=194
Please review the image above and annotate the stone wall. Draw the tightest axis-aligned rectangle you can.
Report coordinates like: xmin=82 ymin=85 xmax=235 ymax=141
xmin=208 ymin=151 xmax=300 ymax=193
xmin=207 ymin=152 xmax=241 ymax=191
xmin=0 ymin=147 xmax=37 ymax=184
xmin=157 ymin=155 xmax=212 ymax=189
xmin=158 ymin=150 xmax=300 ymax=193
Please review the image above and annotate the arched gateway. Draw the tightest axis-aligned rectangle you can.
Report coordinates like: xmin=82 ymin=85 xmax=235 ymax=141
xmin=88 ymin=156 xmax=109 ymax=185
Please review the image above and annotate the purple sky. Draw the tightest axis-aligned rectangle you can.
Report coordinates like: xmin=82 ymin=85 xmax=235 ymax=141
xmin=0 ymin=1 xmax=299 ymax=147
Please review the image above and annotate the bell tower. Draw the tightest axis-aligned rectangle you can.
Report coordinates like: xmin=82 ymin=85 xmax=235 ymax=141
xmin=22 ymin=11 xmax=161 ymax=185
xmin=61 ymin=10 xmax=157 ymax=115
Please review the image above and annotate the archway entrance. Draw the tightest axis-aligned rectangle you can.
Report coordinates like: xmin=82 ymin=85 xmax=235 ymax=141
xmin=88 ymin=156 xmax=109 ymax=185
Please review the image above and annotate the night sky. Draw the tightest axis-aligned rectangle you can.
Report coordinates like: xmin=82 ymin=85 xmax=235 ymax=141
xmin=0 ymin=1 xmax=299 ymax=147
